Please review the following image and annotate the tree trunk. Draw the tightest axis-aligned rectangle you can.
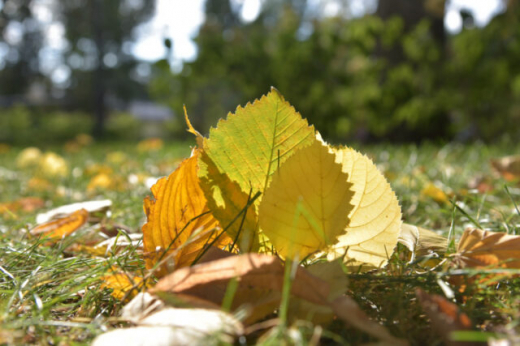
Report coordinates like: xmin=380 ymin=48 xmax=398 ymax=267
xmin=91 ymin=0 xmax=106 ymax=139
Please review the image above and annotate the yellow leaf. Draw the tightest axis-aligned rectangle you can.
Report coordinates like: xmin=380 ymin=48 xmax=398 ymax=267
xmin=38 ymin=152 xmax=69 ymax=178
xmin=87 ymin=173 xmax=125 ymax=193
xmin=30 ymin=209 xmax=89 ymax=242
xmin=454 ymin=228 xmax=520 ymax=268
xmin=16 ymin=147 xmax=42 ymax=169
xmin=421 ymin=182 xmax=449 ymax=204
xmin=202 ymin=88 xmax=315 ymax=206
xmin=142 ymin=149 xmax=230 ymax=277
xmin=328 ymin=146 xmax=402 ymax=268
xmin=100 ymin=271 xmax=148 ymax=300
xmin=198 ymin=150 xmax=261 ymax=252
xmin=137 ymin=138 xmax=164 ymax=152
xmin=258 ymin=139 xmax=354 ymax=259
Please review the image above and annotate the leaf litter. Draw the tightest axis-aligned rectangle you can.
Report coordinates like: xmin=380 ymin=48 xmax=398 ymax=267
xmin=2 ymin=89 xmax=520 ymax=345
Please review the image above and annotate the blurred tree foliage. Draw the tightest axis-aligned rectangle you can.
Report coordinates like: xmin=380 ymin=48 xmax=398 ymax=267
xmin=0 ymin=0 xmax=44 ymax=96
xmin=150 ymin=0 xmax=520 ymax=142
xmin=57 ymin=0 xmax=155 ymax=137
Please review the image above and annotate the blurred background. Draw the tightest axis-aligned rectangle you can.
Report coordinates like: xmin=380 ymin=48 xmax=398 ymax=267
xmin=0 ymin=0 xmax=519 ymax=145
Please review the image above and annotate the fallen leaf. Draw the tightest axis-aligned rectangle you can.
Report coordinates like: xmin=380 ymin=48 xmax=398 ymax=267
xmin=142 ymin=149 xmax=229 ymax=277
xmin=331 ymin=295 xmax=408 ymax=346
xmin=36 ymin=199 xmax=111 ymax=223
xmin=490 ymin=155 xmax=520 ymax=181
xmin=150 ymin=253 xmax=329 ymax=307
xmin=287 ymin=260 xmax=348 ymax=324
xmin=93 ymin=305 xmax=243 ymax=346
xmin=150 ymin=253 xmax=405 ymax=344
xmin=16 ymin=147 xmax=42 ymax=169
xmin=137 ymin=138 xmax=164 ymax=152
xmin=91 ymin=234 xmax=143 ymax=256
xmin=416 ymin=288 xmax=474 ymax=346
xmin=87 ymin=173 xmax=125 ymax=192
xmin=398 ymin=223 xmax=448 ymax=262
xmin=327 ymin=146 xmax=402 ymax=268
xmin=258 ymin=139 xmax=355 ymax=259
xmin=37 ymin=152 xmax=69 ymax=178
xmin=100 ymin=271 xmax=148 ymax=300
xmin=26 ymin=177 xmax=53 ymax=192
xmin=421 ymin=182 xmax=449 ymax=204
xmin=0 ymin=197 xmax=45 ymax=217
xmin=202 ymin=87 xmax=315 ymax=207
xmin=30 ymin=209 xmax=89 ymax=241
xmin=198 ymin=150 xmax=261 ymax=252
xmin=454 ymin=228 xmax=520 ymax=268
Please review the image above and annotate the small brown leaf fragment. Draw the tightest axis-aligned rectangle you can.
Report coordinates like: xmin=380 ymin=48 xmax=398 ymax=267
xmin=416 ymin=288 xmax=476 ymax=346
xmin=455 ymin=228 xmax=520 ymax=268
xmin=490 ymin=155 xmax=520 ymax=182
xmin=30 ymin=209 xmax=89 ymax=241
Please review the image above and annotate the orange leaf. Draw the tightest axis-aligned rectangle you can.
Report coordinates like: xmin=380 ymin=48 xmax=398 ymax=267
xmin=142 ymin=149 xmax=229 ymax=277
xmin=416 ymin=289 xmax=473 ymax=346
xmin=455 ymin=228 xmax=520 ymax=268
xmin=30 ymin=209 xmax=89 ymax=242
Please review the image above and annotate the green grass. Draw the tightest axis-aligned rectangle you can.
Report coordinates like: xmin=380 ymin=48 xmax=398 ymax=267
xmin=1 ymin=138 xmax=520 ymax=345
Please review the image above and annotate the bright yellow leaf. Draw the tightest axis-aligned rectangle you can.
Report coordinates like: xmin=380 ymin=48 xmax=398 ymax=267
xmin=142 ymin=149 xmax=230 ymax=277
xmin=258 ymin=139 xmax=354 ymax=259
xmin=327 ymin=146 xmax=402 ymax=268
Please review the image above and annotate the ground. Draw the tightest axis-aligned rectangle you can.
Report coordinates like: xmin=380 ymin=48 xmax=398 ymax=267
xmin=1 ymin=138 xmax=520 ymax=345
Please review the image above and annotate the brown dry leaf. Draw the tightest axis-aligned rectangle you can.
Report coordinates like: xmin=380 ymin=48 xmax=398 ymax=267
xmin=142 ymin=149 xmax=230 ymax=277
xmin=151 ymin=254 xmax=405 ymax=344
xmin=454 ymin=228 xmax=520 ymax=268
xmin=416 ymin=288 xmax=475 ymax=346
xmin=30 ymin=209 xmax=89 ymax=241
xmin=150 ymin=253 xmax=329 ymax=311
xmin=490 ymin=155 xmax=520 ymax=182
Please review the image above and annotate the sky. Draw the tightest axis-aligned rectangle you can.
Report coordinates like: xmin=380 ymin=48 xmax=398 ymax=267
xmin=131 ymin=0 xmax=506 ymax=67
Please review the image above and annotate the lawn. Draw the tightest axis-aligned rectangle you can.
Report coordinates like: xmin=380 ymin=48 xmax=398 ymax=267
xmin=1 ymin=137 xmax=520 ymax=345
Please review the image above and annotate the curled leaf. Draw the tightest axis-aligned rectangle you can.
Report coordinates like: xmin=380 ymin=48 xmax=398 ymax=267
xmin=398 ymin=223 xmax=448 ymax=262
